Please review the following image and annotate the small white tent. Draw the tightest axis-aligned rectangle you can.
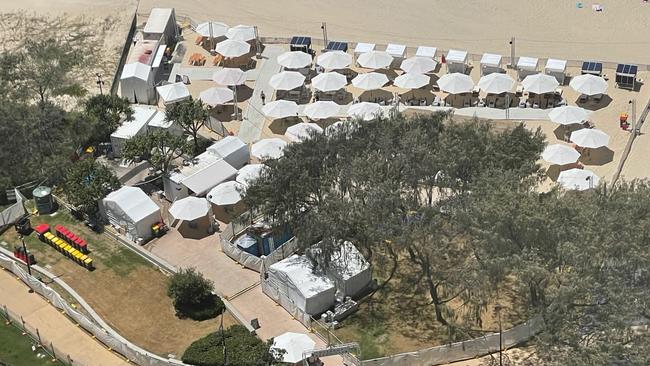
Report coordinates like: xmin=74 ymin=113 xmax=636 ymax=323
xmin=100 ymin=186 xmax=161 ymax=243
xmin=143 ymin=8 xmax=177 ymax=44
xmin=120 ymin=62 xmax=156 ymax=104
xmin=147 ymin=110 xmax=183 ymax=136
xmin=110 ymin=105 xmax=157 ymax=157
xmin=206 ymin=136 xmax=249 ymax=169
xmin=312 ymin=241 xmax=371 ymax=298
xmin=266 ymin=255 xmax=336 ymax=315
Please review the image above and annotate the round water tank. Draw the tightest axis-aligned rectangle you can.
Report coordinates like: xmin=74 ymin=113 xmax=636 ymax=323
xmin=32 ymin=186 xmax=54 ymax=214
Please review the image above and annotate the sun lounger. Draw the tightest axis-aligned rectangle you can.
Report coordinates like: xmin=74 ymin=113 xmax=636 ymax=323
xmin=516 ymin=84 xmax=524 ymax=96
xmin=519 ymin=98 xmax=526 ymax=108
xmin=557 ymin=98 xmax=567 ymax=106
xmin=432 ymin=96 xmax=441 ymax=106
xmin=420 ymin=99 xmax=427 ymax=106
xmin=463 ymin=99 xmax=470 ymax=108
xmin=488 ymin=99 xmax=496 ymax=108
xmin=554 ymin=88 xmax=563 ymax=96
xmin=478 ymin=98 xmax=486 ymax=107
xmin=547 ymin=100 xmax=554 ymax=108
xmin=182 ymin=75 xmax=190 ymax=84
xmin=532 ymin=102 xmax=540 ymax=109
xmin=579 ymin=94 xmax=588 ymax=103
xmin=593 ymin=93 xmax=603 ymax=102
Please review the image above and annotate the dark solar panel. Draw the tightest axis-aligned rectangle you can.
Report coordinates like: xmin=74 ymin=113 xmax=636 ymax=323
xmin=326 ymin=41 xmax=348 ymax=52
xmin=581 ymin=61 xmax=602 ymax=72
xmin=290 ymin=36 xmax=311 ymax=46
xmin=616 ymin=64 xmax=638 ymax=76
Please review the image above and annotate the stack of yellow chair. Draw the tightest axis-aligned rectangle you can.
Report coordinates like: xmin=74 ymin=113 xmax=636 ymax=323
xmin=41 ymin=232 xmax=94 ymax=270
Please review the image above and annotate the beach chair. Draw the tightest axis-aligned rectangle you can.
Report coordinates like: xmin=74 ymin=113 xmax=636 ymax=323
xmin=579 ymin=94 xmax=588 ymax=103
xmin=420 ymin=99 xmax=427 ymax=106
xmin=593 ymin=93 xmax=603 ymax=102
xmin=554 ymin=88 xmax=563 ymax=96
xmin=478 ymin=98 xmax=486 ymax=107
xmin=518 ymin=98 xmax=526 ymax=108
xmin=547 ymin=99 xmax=555 ymax=108
xmin=488 ymin=98 xmax=496 ymax=108
xmin=532 ymin=102 xmax=540 ymax=109
xmin=557 ymin=98 xmax=567 ymax=106
xmin=516 ymin=84 xmax=524 ymax=96
xmin=433 ymin=96 xmax=441 ymax=106
xmin=463 ymin=99 xmax=470 ymax=108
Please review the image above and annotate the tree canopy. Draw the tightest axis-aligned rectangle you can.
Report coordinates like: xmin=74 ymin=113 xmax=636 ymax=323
xmin=63 ymin=158 xmax=121 ymax=218
xmin=122 ymin=130 xmax=189 ymax=174
xmin=165 ymin=98 xmax=208 ymax=154
xmin=84 ymin=94 xmax=134 ymax=144
xmin=167 ymin=268 xmax=225 ymax=321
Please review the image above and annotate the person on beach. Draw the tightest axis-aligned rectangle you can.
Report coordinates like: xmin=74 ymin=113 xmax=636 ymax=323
xmin=260 ymin=91 xmax=266 ymax=105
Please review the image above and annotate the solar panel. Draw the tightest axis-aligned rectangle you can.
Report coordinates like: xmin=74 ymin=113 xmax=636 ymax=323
xmin=616 ymin=64 xmax=638 ymax=76
xmin=290 ymin=36 xmax=311 ymax=46
xmin=326 ymin=41 xmax=348 ymax=52
xmin=581 ymin=61 xmax=602 ymax=73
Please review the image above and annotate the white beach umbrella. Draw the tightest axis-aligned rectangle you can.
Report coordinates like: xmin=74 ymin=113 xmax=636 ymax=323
xmin=207 ymin=181 xmax=245 ymax=206
xmin=278 ymin=51 xmax=312 ymax=69
xmin=215 ymin=39 xmax=250 ymax=58
xmin=262 ymin=100 xmax=299 ymax=119
xmin=196 ymin=21 xmax=229 ymax=38
xmin=394 ymin=73 xmax=430 ymax=89
xmin=269 ymin=71 xmax=306 ymax=91
xmin=156 ymin=82 xmax=190 ymax=104
xmin=199 ymin=87 xmax=234 ymax=106
xmin=312 ymin=72 xmax=347 ymax=92
xmin=271 ymin=332 xmax=316 ymax=364
xmin=352 ymin=72 xmax=389 ymax=90
xmin=226 ymin=25 xmax=255 ymax=41
xmin=557 ymin=168 xmax=600 ymax=191
xmin=570 ymin=129 xmax=610 ymax=148
xmin=548 ymin=106 xmax=590 ymax=125
xmin=437 ymin=73 xmax=474 ymax=94
xmin=400 ymin=56 xmax=437 ymax=74
xmin=304 ymin=101 xmax=341 ymax=119
xmin=357 ymin=51 xmax=394 ymax=69
xmin=252 ymin=138 xmax=288 ymax=160
xmin=236 ymin=164 xmax=268 ymax=186
xmin=285 ymin=122 xmax=324 ymax=142
xmin=521 ymin=73 xmax=559 ymax=94
xmin=478 ymin=73 xmax=515 ymax=94
xmin=212 ymin=68 xmax=246 ymax=86
xmin=169 ymin=196 xmax=211 ymax=222
xmin=569 ymin=74 xmax=608 ymax=96
xmin=542 ymin=144 xmax=581 ymax=165
xmin=317 ymin=51 xmax=352 ymax=69
xmin=348 ymin=102 xmax=383 ymax=121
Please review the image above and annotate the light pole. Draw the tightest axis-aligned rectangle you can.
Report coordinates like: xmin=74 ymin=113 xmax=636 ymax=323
xmin=220 ymin=310 xmax=228 ymax=365
xmin=95 ymin=73 xmax=104 ymax=95
xmin=494 ymin=304 xmax=503 ymax=366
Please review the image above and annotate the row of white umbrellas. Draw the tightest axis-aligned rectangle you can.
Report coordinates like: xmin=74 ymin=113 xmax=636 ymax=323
xmin=195 ymin=22 xmax=255 ymax=42
xmin=262 ymin=99 xmax=383 ymax=120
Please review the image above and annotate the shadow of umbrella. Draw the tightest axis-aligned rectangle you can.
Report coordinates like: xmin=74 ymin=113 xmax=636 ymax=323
xmin=373 ymin=68 xmax=399 ymax=80
xmin=546 ymin=164 xmax=578 ymax=181
xmin=576 ymin=94 xmax=612 ymax=111
xmin=359 ymin=89 xmax=393 ymax=103
xmin=553 ymin=124 xmax=583 ymax=141
xmin=210 ymin=104 xmax=242 ymax=122
xmin=176 ymin=216 xmax=213 ymax=240
xmin=579 ymin=146 xmax=614 ymax=166
xmin=234 ymin=84 xmax=254 ymax=101
xmin=269 ymin=116 xmax=300 ymax=135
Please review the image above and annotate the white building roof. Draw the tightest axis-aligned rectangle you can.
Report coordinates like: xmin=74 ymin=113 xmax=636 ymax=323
xmin=144 ymin=8 xmax=173 ymax=34
xmin=545 ymin=58 xmax=567 ymax=72
xmin=385 ymin=43 xmax=406 ymax=57
xmin=156 ymin=82 xmax=190 ymax=103
xmin=170 ymin=151 xmax=238 ymax=195
xmin=480 ymin=53 xmax=502 ymax=67
xmin=517 ymin=56 xmax=539 ymax=70
xmin=354 ymin=42 xmax=375 ymax=54
xmin=147 ymin=111 xmax=174 ymax=129
xmin=207 ymin=136 xmax=247 ymax=160
xmin=315 ymin=241 xmax=369 ymax=281
xmin=415 ymin=46 xmax=437 ymax=58
xmin=152 ymin=45 xmax=167 ymax=68
xmin=269 ymin=255 xmax=335 ymax=299
xmin=104 ymin=186 xmax=159 ymax=222
xmin=111 ymin=105 xmax=156 ymax=139
xmin=446 ymin=49 xmax=468 ymax=63
xmin=121 ymin=62 xmax=151 ymax=81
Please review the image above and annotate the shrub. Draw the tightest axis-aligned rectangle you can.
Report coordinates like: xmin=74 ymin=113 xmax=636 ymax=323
xmin=167 ymin=268 xmax=224 ymax=320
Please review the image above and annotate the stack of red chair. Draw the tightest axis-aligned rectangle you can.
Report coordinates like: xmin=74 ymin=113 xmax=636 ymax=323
xmin=33 ymin=223 xmax=50 ymax=240
xmin=54 ymin=224 xmax=88 ymax=254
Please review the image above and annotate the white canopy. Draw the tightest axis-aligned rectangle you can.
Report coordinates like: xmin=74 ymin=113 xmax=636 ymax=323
xmin=181 ymin=158 xmax=238 ymax=196
xmin=548 ymin=106 xmax=590 ymax=125
xmin=278 ymin=51 xmax=312 ymax=69
xmin=569 ymin=74 xmax=608 ymax=96
xmin=207 ymin=181 xmax=244 ymax=206
xmin=156 ymin=82 xmax=190 ymax=104
xmin=570 ymin=129 xmax=610 ymax=148
xmin=348 ymin=102 xmax=382 ymax=121
xmin=212 ymin=68 xmax=246 ymax=86
xmin=480 ymin=53 xmax=502 ymax=68
xmin=357 ymin=51 xmax=393 ymax=69
xmin=252 ymin=138 xmax=287 ymax=160
xmin=394 ymin=73 xmax=430 ymax=89
xmin=169 ymin=196 xmax=211 ymax=221
xmin=316 ymin=51 xmax=352 ymax=69
xmin=285 ymin=123 xmax=324 ymax=142
xmin=236 ymin=164 xmax=267 ymax=186
xmin=271 ymin=332 xmax=316 ymax=364
xmin=542 ymin=144 xmax=581 ymax=165
xmin=354 ymin=42 xmax=375 ymax=54
xmin=521 ymin=73 xmax=559 ymax=94
xmin=262 ymin=100 xmax=299 ymax=119
xmin=415 ymin=46 xmax=437 ymax=58
xmin=437 ymin=72 xmax=474 ymax=94
xmin=545 ymin=58 xmax=567 ymax=72
xmin=478 ymin=73 xmax=514 ymax=94
xmin=269 ymin=71 xmax=305 ymax=90
xmin=195 ymin=21 xmax=229 ymax=38
xmin=311 ymin=72 xmax=347 ymax=92
xmin=206 ymin=136 xmax=249 ymax=169
xmin=557 ymin=168 xmax=600 ymax=191
xmin=446 ymin=49 xmax=468 ymax=63
xmin=517 ymin=56 xmax=539 ymax=70
xmin=215 ymin=39 xmax=250 ymax=57
xmin=101 ymin=186 xmax=160 ymax=242
xmin=199 ymin=87 xmax=234 ymax=106
xmin=400 ymin=56 xmax=437 ymax=74
xmin=385 ymin=43 xmax=406 ymax=57
xmin=352 ymin=72 xmax=389 ymax=90
xmin=304 ymin=101 xmax=341 ymax=119
xmin=226 ymin=25 xmax=255 ymax=41
xmin=311 ymin=241 xmax=372 ymax=297
xmin=121 ymin=62 xmax=151 ymax=81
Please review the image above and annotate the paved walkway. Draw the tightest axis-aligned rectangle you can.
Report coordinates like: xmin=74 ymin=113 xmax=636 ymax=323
xmin=238 ymin=45 xmax=284 ymax=143
xmin=0 ymin=271 xmax=130 ymax=366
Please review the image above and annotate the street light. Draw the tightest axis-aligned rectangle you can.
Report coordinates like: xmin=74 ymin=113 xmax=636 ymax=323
xmin=95 ymin=73 xmax=105 ymax=95
xmin=494 ymin=304 xmax=503 ymax=366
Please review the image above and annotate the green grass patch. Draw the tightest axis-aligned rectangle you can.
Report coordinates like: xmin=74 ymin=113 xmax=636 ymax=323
xmin=0 ymin=323 xmax=65 ymax=366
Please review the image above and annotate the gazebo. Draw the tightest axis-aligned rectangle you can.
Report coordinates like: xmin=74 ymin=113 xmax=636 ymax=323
xmin=385 ymin=43 xmax=406 ymax=67
xmin=416 ymin=46 xmax=437 ymax=60
xmin=545 ymin=58 xmax=567 ymax=85
xmin=354 ymin=42 xmax=375 ymax=58
xmin=480 ymin=53 xmax=502 ymax=76
xmin=445 ymin=49 xmax=469 ymax=74
xmin=517 ymin=56 xmax=539 ymax=80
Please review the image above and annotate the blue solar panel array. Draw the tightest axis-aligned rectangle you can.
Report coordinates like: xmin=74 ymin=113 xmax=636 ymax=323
xmin=616 ymin=64 xmax=638 ymax=76
xmin=290 ymin=36 xmax=312 ymax=46
xmin=326 ymin=41 xmax=348 ymax=52
xmin=581 ymin=61 xmax=602 ymax=74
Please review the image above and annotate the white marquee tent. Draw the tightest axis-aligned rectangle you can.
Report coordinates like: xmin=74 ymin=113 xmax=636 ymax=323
xmin=312 ymin=241 xmax=372 ymax=298
xmin=206 ymin=136 xmax=249 ymax=169
xmin=480 ymin=53 xmax=502 ymax=76
xmin=120 ymin=62 xmax=156 ymax=104
xmin=445 ymin=49 xmax=468 ymax=74
xmin=517 ymin=56 xmax=539 ymax=80
xmin=156 ymin=82 xmax=190 ymax=104
xmin=110 ymin=105 xmax=156 ymax=157
xmin=545 ymin=58 xmax=568 ymax=84
xmin=271 ymin=332 xmax=316 ymax=364
xmin=100 ymin=186 xmax=161 ymax=243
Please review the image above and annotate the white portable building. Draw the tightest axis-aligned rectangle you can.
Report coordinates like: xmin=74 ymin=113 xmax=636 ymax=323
xmin=143 ymin=8 xmax=177 ymax=44
xmin=120 ymin=62 xmax=156 ymax=104
xmin=446 ymin=49 xmax=469 ymax=74
xmin=110 ymin=105 xmax=156 ymax=157
xmin=354 ymin=42 xmax=375 ymax=58
xmin=206 ymin=136 xmax=250 ymax=169
xmin=147 ymin=111 xmax=183 ymax=136
xmin=100 ymin=186 xmax=161 ymax=243
xmin=517 ymin=56 xmax=539 ymax=80
xmin=312 ymin=241 xmax=372 ymax=298
xmin=416 ymin=46 xmax=437 ymax=59
xmin=266 ymin=255 xmax=336 ymax=315
xmin=545 ymin=58 xmax=567 ymax=85
xmin=480 ymin=53 xmax=502 ymax=76
xmin=163 ymin=151 xmax=237 ymax=201
xmin=385 ymin=43 xmax=406 ymax=67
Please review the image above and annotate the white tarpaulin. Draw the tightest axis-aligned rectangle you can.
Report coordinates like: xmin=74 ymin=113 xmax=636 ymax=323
xmin=156 ymin=82 xmax=190 ymax=104
xmin=207 ymin=181 xmax=245 ymax=205
xmin=285 ymin=123 xmax=324 ymax=142
xmin=169 ymin=196 xmax=211 ymax=221
xmin=557 ymin=168 xmax=600 ymax=191
xmin=206 ymin=136 xmax=250 ymax=169
xmin=541 ymin=144 xmax=581 ymax=165
xmin=101 ymin=186 xmax=161 ymax=242
xmin=252 ymin=138 xmax=288 ymax=160
xmin=271 ymin=332 xmax=316 ymax=364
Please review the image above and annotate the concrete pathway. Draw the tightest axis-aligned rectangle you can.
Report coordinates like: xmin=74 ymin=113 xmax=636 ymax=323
xmin=238 ymin=45 xmax=284 ymax=143
xmin=0 ymin=271 xmax=130 ymax=366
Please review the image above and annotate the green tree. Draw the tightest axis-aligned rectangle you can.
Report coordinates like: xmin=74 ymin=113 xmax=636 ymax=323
xmin=83 ymin=94 xmax=134 ymax=144
xmin=121 ymin=130 xmax=188 ymax=174
xmin=167 ymin=268 xmax=224 ymax=320
xmin=63 ymin=158 xmax=121 ymax=218
xmin=165 ymin=98 xmax=208 ymax=154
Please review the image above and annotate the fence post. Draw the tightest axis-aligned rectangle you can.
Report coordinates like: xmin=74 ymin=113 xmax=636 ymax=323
xmin=67 ymin=354 xmax=73 ymax=365
xmin=50 ymin=342 xmax=57 ymax=362
xmin=20 ymin=315 xmax=26 ymax=333
xmin=36 ymin=328 xmax=42 ymax=344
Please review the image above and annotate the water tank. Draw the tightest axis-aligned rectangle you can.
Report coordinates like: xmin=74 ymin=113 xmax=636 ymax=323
xmin=32 ymin=186 xmax=54 ymax=214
